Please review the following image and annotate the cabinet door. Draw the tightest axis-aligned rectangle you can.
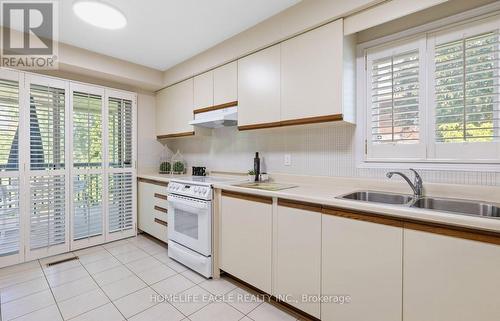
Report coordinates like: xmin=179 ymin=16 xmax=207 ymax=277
xmin=322 ymin=212 xmax=403 ymax=321
xmin=281 ymin=20 xmax=343 ymax=121
xmin=404 ymin=229 xmax=500 ymax=321
xmin=194 ymin=71 xmax=213 ymax=110
xmin=214 ymin=61 xmax=237 ymax=105
xmin=220 ymin=193 xmax=272 ymax=293
xmin=275 ymin=204 xmax=321 ymax=318
xmin=138 ymin=182 xmax=168 ymax=243
xmin=155 ymin=79 xmax=194 ymax=136
xmin=237 ymin=45 xmax=281 ymax=127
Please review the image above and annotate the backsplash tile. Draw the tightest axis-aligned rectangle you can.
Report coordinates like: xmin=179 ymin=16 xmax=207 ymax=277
xmin=165 ymin=125 xmax=500 ymax=186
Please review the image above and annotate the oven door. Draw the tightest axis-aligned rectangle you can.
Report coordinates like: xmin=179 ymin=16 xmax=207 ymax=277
xmin=167 ymin=193 xmax=212 ymax=256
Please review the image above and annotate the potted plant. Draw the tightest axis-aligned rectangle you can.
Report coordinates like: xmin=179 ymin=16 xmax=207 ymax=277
xmin=159 ymin=161 xmax=171 ymax=174
xmin=247 ymin=169 xmax=255 ymax=181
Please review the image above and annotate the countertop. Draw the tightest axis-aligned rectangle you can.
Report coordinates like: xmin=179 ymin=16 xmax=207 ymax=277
xmin=137 ymin=171 xmax=500 ymax=234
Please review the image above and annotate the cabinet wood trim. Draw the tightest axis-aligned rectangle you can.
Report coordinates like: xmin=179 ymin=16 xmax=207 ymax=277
xmin=277 ymin=198 xmax=322 ymax=213
xmin=222 ymin=190 xmax=273 ymax=204
xmin=322 ymin=207 xmax=404 ymax=228
xmin=280 ymin=114 xmax=343 ymax=127
xmin=404 ymin=222 xmax=500 ymax=246
xmin=157 ymin=131 xmax=195 ymax=139
xmin=137 ymin=177 xmax=169 ymax=187
xmin=154 ymin=193 xmax=168 ymax=200
xmin=238 ymin=114 xmax=343 ymax=131
xmin=193 ymin=101 xmax=238 ymax=114
xmin=154 ymin=205 xmax=168 ymax=214
xmin=154 ymin=218 xmax=168 ymax=227
xmin=238 ymin=121 xmax=282 ymax=131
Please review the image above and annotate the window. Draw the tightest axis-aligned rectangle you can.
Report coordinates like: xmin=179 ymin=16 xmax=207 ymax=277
xmin=363 ymin=16 xmax=500 ymax=164
xmin=73 ymin=91 xmax=102 ymax=169
xmin=108 ymin=97 xmax=133 ymax=168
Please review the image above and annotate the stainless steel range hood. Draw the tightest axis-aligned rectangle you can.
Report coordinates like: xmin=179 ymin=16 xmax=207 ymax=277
xmin=189 ymin=106 xmax=237 ymax=128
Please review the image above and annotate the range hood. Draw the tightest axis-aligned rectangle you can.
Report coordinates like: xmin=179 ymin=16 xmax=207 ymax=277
xmin=189 ymin=106 xmax=237 ymax=128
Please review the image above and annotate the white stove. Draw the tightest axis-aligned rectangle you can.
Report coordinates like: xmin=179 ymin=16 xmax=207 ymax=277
xmin=166 ymin=176 xmax=243 ymax=278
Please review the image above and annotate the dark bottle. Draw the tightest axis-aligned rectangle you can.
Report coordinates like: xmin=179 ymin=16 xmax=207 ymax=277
xmin=254 ymin=152 xmax=260 ymax=182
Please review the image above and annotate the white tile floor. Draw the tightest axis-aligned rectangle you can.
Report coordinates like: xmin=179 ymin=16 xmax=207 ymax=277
xmin=0 ymin=235 xmax=304 ymax=321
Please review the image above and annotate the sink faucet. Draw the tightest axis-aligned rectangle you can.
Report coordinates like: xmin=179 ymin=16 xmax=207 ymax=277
xmin=386 ymin=168 xmax=423 ymax=198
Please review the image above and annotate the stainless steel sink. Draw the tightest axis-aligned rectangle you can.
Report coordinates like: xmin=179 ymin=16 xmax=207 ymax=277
xmin=339 ymin=191 xmax=414 ymax=205
xmin=411 ymin=197 xmax=500 ymax=218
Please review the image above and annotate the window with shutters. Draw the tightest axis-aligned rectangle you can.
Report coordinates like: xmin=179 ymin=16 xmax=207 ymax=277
xmin=108 ymin=97 xmax=132 ymax=168
xmin=362 ymin=16 xmax=500 ymax=164
xmin=73 ymin=174 xmax=103 ymax=240
xmin=73 ymin=92 xmax=102 ymax=169
xmin=108 ymin=172 xmax=133 ymax=233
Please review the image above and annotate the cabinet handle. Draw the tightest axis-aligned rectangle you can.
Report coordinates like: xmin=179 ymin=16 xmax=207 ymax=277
xmin=154 ymin=218 xmax=168 ymax=226
xmin=154 ymin=205 xmax=168 ymax=213
xmin=154 ymin=193 xmax=168 ymax=200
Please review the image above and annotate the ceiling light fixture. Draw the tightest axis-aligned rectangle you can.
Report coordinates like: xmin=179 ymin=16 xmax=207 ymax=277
xmin=73 ymin=0 xmax=127 ymax=30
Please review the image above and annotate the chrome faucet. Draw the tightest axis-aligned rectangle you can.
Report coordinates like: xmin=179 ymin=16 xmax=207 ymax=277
xmin=386 ymin=168 xmax=423 ymax=198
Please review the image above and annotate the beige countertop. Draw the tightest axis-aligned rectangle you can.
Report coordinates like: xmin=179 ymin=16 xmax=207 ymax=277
xmin=137 ymin=171 xmax=500 ymax=234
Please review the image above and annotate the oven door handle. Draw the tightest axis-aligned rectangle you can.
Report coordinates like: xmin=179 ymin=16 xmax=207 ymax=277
xmin=168 ymin=196 xmax=209 ymax=213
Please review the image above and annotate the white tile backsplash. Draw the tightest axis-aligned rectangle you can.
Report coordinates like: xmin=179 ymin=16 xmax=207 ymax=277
xmin=165 ymin=124 xmax=500 ymax=186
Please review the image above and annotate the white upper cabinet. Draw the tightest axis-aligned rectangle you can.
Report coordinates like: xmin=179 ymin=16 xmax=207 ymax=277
xmin=193 ymin=71 xmax=214 ymax=109
xmin=281 ymin=19 xmax=352 ymax=122
xmin=237 ymin=44 xmax=281 ymax=128
xmin=155 ymin=78 xmax=194 ymax=137
xmin=214 ymin=61 xmax=238 ymax=105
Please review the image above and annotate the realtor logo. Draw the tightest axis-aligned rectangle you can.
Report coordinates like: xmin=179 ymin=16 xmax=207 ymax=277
xmin=1 ymin=0 xmax=58 ymax=69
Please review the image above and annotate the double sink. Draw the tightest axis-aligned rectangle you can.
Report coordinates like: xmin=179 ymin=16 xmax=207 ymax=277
xmin=339 ymin=191 xmax=500 ymax=219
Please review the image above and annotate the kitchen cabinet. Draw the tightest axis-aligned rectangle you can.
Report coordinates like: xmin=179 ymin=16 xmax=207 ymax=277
xmin=281 ymin=19 xmax=353 ymax=123
xmin=213 ymin=61 xmax=237 ymax=105
xmin=156 ymin=78 xmax=194 ymax=138
xmin=138 ymin=179 xmax=169 ymax=243
xmin=220 ymin=191 xmax=273 ymax=293
xmin=322 ymin=209 xmax=403 ymax=321
xmin=275 ymin=201 xmax=321 ymax=318
xmin=237 ymin=44 xmax=281 ymax=129
xmin=194 ymin=71 xmax=213 ymax=109
xmin=403 ymin=228 xmax=500 ymax=321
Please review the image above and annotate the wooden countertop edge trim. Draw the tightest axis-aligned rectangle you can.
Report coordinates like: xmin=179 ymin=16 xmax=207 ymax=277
xmin=221 ymin=190 xmax=273 ymax=204
xmin=237 ymin=114 xmax=343 ymax=131
xmin=277 ymin=198 xmax=323 ymax=213
xmin=137 ymin=177 xmax=169 ymax=187
xmin=154 ymin=205 xmax=168 ymax=213
xmin=157 ymin=131 xmax=195 ymax=139
xmin=154 ymin=193 xmax=168 ymax=200
xmin=154 ymin=218 xmax=168 ymax=227
xmin=322 ymin=206 xmax=403 ymax=228
xmin=193 ymin=101 xmax=238 ymax=114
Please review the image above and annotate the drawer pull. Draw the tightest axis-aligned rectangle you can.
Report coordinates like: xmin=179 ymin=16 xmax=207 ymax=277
xmin=154 ymin=218 xmax=168 ymax=226
xmin=154 ymin=205 xmax=168 ymax=213
xmin=154 ymin=193 xmax=168 ymax=200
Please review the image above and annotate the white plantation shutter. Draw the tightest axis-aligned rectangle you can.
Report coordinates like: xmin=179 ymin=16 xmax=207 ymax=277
xmin=0 ymin=72 xmax=22 ymax=265
xmin=73 ymin=174 xmax=103 ymax=240
xmin=29 ymin=175 xmax=65 ymax=249
xmin=27 ymin=78 xmax=69 ymax=257
xmin=366 ymin=39 xmax=426 ymax=160
xmin=106 ymin=92 xmax=135 ymax=240
xmin=0 ymin=177 xmax=20 ymax=257
xmin=108 ymin=172 xmax=133 ymax=233
xmin=108 ymin=97 xmax=132 ymax=168
xmin=432 ymin=23 xmax=500 ymax=160
xmin=71 ymin=86 xmax=105 ymax=244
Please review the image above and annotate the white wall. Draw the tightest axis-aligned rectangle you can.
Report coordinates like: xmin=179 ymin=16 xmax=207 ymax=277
xmin=137 ymin=93 xmax=164 ymax=169
xmin=165 ymin=125 xmax=500 ymax=186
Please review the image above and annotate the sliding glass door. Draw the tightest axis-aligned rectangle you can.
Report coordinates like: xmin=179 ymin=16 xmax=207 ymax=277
xmin=25 ymin=75 xmax=70 ymax=260
xmin=0 ymin=70 xmax=24 ymax=268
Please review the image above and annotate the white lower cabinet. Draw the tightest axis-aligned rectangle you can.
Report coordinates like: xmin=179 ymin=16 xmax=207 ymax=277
xmin=220 ymin=192 xmax=273 ymax=293
xmin=275 ymin=203 xmax=321 ymax=318
xmin=403 ymin=228 xmax=500 ymax=321
xmin=138 ymin=180 xmax=169 ymax=243
xmin=321 ymin=210 xmax=403 ymax=321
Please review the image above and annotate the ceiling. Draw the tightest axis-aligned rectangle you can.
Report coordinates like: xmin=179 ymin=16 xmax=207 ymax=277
xmin=58 ymin=0 xmax=300 ymax=70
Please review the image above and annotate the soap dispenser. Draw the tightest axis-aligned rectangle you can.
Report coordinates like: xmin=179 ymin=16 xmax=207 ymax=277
xmin=254 ymin=152 xmax=260 ymax=182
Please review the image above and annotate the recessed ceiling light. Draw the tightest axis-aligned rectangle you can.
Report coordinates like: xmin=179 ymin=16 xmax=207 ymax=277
xmin=73 ymin=0 xmax=127 ymax=30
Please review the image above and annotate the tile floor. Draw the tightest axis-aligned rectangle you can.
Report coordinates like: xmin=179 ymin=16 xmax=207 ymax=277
xmin=0 ymin=235 xmax=304 ymax=321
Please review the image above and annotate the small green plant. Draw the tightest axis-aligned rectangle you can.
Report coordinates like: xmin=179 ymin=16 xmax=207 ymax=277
xmin=247 ymin=169 xmax=255 ymax=175
xmin=159 ymin=161 xmax=171 ymax=173
xmin=173 ymin=161 xmax=185 ymax=173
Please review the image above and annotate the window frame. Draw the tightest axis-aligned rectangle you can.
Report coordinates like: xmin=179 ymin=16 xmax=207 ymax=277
xmin=357 ymin=12 xmax=500 ymax=171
